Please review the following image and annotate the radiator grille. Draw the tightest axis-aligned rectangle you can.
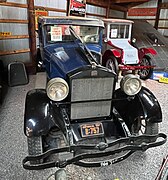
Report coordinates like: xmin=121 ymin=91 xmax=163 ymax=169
xmin=71 ymin=77 xmax=114 ymax=119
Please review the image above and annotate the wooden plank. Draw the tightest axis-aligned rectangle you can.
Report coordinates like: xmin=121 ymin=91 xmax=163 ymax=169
xmin=154 ymin=0 xmax=162 ymax=30
xmin=35 ymin=6 xmax=66 ymax=13
xmin=27 ymin=0 xmax=36 ymax=73
xmin=0 ymin=35 xmax=29 ymax=40
xmin=159 ymin=19 xmax=168 ymax=21
xmin=25 ymin=63 xmax=36 ymax=74
xmin=158 ymin=27 xmax=168 ymax=29
xmin=128 ymin=18 xmax=156 ymax=21
xmin=0 ymin=19 xmax=28 ymax=24
xmin=87 ymin=1 xmax=127 ymax=11
xmin=86 ymin=12 xmax=106 ymax=18
xmin=161 ymin=3 xmax=168 ymax=9
xmin=0 ymin=2 xmax=27 ymax=8
xmin=0 ymin=49 xmax=30 ymax=56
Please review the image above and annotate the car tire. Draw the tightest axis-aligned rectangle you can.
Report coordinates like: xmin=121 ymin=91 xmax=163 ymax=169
xmin=139 ymin=55 xmax=153 ymax=80
xmin=143 ymin=121 xmax=159 ymax=144
xmin=145 ymin=121 xmax=158 ymax=134
xmin=131 ymin=118 xmax=158 ymax=145
xmin=105 ymin=56 xmax=119 ymax=75
xmin=27 ymin=136 xmax=43 ymax=164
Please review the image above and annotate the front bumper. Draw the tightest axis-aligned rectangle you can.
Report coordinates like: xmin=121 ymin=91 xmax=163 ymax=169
xmin=23 ymin=133 xmax=166 ymax=170
xmin=119 ymin=64 xmax=155 ymax=71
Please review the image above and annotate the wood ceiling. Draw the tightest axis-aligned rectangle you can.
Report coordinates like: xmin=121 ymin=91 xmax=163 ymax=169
xmin=87 ymin=0 xmax=150 ymax=11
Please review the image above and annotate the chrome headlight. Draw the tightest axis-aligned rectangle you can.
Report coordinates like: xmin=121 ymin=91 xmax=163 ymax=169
xmin=120 ymin=74 xmax=142 ymax=96
xmin=46 ymin=78 xmax=69 ymax=101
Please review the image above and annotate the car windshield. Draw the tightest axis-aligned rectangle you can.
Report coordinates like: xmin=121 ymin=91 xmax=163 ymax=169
xmin=45 ymin=25 xmax=100 ymax=44
xmin=109 ymin=24 xmax=130 ymax=39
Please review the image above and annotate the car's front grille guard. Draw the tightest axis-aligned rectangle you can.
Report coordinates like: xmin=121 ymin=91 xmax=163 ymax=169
xmin=23 ymin=132 xmax=166 ymax=170
xmin=23 ymin=107 xmax=167 ymax=170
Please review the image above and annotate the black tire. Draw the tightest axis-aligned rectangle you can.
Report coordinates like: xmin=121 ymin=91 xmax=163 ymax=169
xmin=27 ymin=136 xmax=43 ymax=164
xmin=105 ymin=56 xmax=119 ymax=75
xmin=131 ymin=117 xmax=158 ymax=144
xmin=139 ymin=55 xmax=153 ymax=80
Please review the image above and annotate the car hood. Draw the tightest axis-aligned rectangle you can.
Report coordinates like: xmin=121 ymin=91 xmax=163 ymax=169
xmin=44 ymin=44 xmax=89 ymax=79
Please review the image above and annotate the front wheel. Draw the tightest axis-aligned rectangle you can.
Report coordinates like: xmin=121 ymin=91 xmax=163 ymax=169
xmin=27 ymin=136 xmax=43 ymax=164
xmin=139 ymin=55 xmax=153 ymax=80
xmin=104 ymin=56 xmax=119 ymax=75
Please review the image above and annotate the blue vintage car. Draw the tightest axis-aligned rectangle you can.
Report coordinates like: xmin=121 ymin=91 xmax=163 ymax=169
xmin=23 ymin=16 xmax=166 ymax=171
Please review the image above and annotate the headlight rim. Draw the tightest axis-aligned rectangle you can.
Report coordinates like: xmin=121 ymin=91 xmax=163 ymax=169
xmin=46 ymin=77 xmax=69 ymax=101
xmin=120 ymin=74 xmax=142 ymax=96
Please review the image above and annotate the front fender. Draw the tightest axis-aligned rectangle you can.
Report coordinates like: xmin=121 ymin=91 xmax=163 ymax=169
xmin=137 ymin=86 xmax=162 ymax=123
xmin=103 ymin=49 xmax=121 ymax=63
xmin=24 ymin=89 xmax=55 ymax=137
xmin=113 ymin=86 xmax=162 ymax=126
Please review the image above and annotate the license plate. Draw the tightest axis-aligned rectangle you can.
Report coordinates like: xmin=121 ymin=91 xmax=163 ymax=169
xmin=80 ymin=122 xmax=104 ymax=137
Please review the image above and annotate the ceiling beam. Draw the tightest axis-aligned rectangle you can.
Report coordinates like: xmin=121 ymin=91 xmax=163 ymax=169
xmin=114 ymin=0 xmax=148 ymax=3
xmin=86 ymin=0 xmax=127 ymax=11
xmin=86 ymin=0 xmax=107 ymax=8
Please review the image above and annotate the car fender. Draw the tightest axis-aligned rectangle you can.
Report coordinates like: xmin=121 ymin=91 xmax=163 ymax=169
xmin=139 ymin=47 xmax=157 ymax=59
xmin=103 ymin=49 xmax=121 ymax=63
xmin=113 ymin=86 xmax=162 ymax=126
xmin=137 ymin=86 xmax=162 ymax=123
xmin=24 ymin=89 xmax=55 ymax=137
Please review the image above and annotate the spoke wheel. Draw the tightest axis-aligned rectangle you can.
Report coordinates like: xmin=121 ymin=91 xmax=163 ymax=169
xmin=105 ymin=56 xmax=118 ymax=75
xmin=27 ymin=136 xmax=43 ymax=164
xmin=139 ymin=55 xmax=153 ymax=80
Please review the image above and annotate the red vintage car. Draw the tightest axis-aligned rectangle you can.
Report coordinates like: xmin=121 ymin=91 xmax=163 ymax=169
xmin=102 ymin=19 xmax=157 ymax=80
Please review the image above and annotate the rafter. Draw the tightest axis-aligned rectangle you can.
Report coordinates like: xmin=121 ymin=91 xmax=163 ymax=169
xmin=113 ymin=0 xmax=148 ymax=3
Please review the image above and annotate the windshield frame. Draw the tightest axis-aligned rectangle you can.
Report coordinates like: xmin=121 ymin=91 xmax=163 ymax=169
xmin=44 ymin=24 xmax=101 ymax=45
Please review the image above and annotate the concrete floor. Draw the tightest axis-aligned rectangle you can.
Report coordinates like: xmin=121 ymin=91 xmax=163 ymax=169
xmin=0 ymin=75 xmax=168 ymax=180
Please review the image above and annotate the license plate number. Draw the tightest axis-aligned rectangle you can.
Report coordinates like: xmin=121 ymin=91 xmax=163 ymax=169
xmin=80 ymin=122 xmax=104 ymax=137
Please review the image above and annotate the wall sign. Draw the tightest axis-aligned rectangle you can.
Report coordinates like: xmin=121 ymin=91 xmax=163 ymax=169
xmin=128 ymin=8 xmax=157 ymax=16
xmin=35 ymin=9 xmax=48 ymax=30
xmin=67 ymin=0 xmax=86 ymax=17
xmin=0 ymin=32 xmax=12 ymax=36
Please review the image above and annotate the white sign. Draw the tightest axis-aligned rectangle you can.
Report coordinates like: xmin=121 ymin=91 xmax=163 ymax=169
xmin=111 ymin=29 xmax=118 ymax=38
xmin=51 ymin=27 xmax=62 ymax=41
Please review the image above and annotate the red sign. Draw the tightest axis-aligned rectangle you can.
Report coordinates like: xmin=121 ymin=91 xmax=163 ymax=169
xmin=128 ymin=8 xmax=157 ymax=16
xmin=68 ymin=0 xmax=86 ymax=17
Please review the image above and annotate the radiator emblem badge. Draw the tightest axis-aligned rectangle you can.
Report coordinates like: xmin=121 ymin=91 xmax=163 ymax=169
xmin=91 ymin=70 xmax=98 ymax=76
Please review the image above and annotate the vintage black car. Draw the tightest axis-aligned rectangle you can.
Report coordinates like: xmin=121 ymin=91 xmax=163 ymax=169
xmin=23 ymin=16 xmax=166 ymax=171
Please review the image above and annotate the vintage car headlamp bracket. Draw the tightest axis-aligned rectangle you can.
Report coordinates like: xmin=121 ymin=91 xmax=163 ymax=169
xmin=46 ymin=78 xmax=69 ymax=101
xmin=120 ymin=74 xmax=142 ymax=96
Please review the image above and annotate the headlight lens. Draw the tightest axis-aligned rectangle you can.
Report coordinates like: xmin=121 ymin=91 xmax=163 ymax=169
xmin=120 ymin=74 xmax=142 ymax=96
xmin=46 ymin=78 xmax=69 ymax=101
